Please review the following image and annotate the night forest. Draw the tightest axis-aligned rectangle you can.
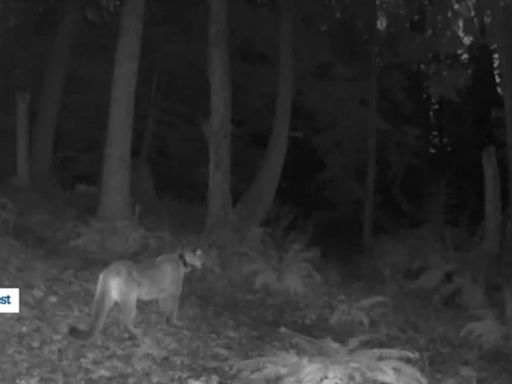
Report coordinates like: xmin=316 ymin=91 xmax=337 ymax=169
xmin=1 ymin=0 xmax=512 ymax=383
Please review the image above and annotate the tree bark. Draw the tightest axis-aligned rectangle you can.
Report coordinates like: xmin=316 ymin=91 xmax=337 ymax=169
xmin=496 ymin=1 xmax=512 ymax=277
xmin=0 ymin=1 xmax=4 ymax=49
xmin=362 ymin=0 xmax=378 ymax=254
xmin=31 ymin=0 xmax=81 ymax=186
xmin=496 ymin=3 xmax=512 ymax=213
xmin=474 ymin=146 xmax=501 ymax=287
xmin=140 ymin=51 xmax=162 ymax=162
xmin=132 ymin=51 xmax=162 ymax=216
xmin=97 ymin=0 xmax=146 ymax=222
xmin=15 ymin=92 xmax=30 ymax=188
xmin=481 ymin=146 xmax=502 ymax=254
xmin=205 ymin=0 xmax=233 ymax=236
xmin=497 ymin=2 xmax=512 ymax=349
xmin=234 ymin=0 xmax=293 ymax=236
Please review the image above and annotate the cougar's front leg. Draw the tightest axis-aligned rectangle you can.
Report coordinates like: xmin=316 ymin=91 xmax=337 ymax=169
xmin=159 ymin=294 xmax=182 ymax=326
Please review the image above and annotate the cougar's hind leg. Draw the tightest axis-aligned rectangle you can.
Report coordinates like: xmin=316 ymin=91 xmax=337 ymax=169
xmin=119 ymin=295 xmax=142 ymax=338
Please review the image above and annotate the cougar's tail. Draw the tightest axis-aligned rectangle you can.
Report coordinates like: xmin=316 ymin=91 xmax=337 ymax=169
xmin=69 ymin=273 xmax=113 ymax=341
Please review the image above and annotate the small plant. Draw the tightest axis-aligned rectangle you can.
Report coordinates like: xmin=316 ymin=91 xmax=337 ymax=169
xmin=69 ymin=220 xmax=147 ymax=255
xmin=460 ymin=309 xmax=506 ymax=350
xmin=411 ymin=263 xmax=486 ymax=309
xmin=239 ymin=209 xmax=320 ymax=297
xmin=0 ymin=197 xmax=16 ymax=232
xmin=242 ymin=240 xmax=321 ymax=296
xmin=232 ymin=331 xmax=427 ymax=384
xmin=329 ymin=295 xmax=390 ymax=328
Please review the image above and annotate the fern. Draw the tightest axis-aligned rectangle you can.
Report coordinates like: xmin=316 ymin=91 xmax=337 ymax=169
xmin=242 ymin=238 xmax=320 ymax=296
xmin=329 ymin=295 xmax=390 ymax=328
xmin=233 ymin=335 xmax=427 ymax=384
xmin=412 ymin=264 xmax=486 ymax=309
xmin=460 ymin=309 xmax=506 ymax=349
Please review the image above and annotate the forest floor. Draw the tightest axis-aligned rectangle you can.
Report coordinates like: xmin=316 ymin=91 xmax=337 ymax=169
xmin=1 ymin=189 xmax=511 ymax=384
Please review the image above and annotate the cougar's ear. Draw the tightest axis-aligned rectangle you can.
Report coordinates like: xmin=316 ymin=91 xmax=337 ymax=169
xmin=178 ymin=251 xmax=187 ymax=266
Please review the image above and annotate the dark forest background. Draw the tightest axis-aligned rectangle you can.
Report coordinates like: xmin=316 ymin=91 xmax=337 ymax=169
xmin=2 ymin=0 xmax=512 ymax=382
xmin=1 ymin=0 xmax=504 ymax=240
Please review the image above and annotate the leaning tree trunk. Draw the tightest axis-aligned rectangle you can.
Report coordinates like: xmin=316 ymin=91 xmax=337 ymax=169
xmin=234 ymin=0 xmax=293 ymax=237
xmin=204 ymin=0 xmax=233 ymax=237
xmin=31 ymin=0 xmax=81 ymax=187
xmin=97 ymin=0 xmax=146 ymax=222
xmin=362 ymin=0 xmax=379 ymax=254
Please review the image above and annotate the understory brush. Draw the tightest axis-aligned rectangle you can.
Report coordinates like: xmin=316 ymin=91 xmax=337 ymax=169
xmin=240 ymin=226 xmax=322 ymax=297
xmin=376 ymin=227 xmax=512 ymax=356
xmin=0 ymin=193 xmax=510 ymax=382
xmin=233 ymin=329 xmax=428 ymax=384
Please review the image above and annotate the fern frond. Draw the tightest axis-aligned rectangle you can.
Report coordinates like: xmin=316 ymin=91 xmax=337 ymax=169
xmin=345 ymin=334 xmax=383 ymax=351
xmin=412 ymin=265 xmax=454 ymax=290
xmin=281 ymin=270 xmax=308 ymax=295
xmin=351 ymin=348 xmax=419 ymax=362
xmin=378 ymin=359 xmax=428 ymax=384
xmin=233 ymin=346 xmax=428 ymax=384
xmin=355 ymin=296 xmax=390 ymax=310
xmin=253 ymin=269 xmax=279 ymax=290
xmin=460 ymin=318 xmax=505 ymax=349
xmin=458 ymin=279 xmax=486 ymax=309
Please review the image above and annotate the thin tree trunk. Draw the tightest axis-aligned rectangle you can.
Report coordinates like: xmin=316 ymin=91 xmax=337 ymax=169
xmin=362 ymin=0 xmax=378 ymax=254
xmin=234 ymin=0 xmax=293 ymax=236
xmin=481 ymin=146 xmax=502 ymax=254
xmin=205 ymin=0 xmax=233 ymax=236
xmin=132 ymin=52 xmax=162 ymax=216
xmin=97 ymin=0 xmax=146 ymax=222
xmin=475 ymin=146 xmax=501 ymax=286
xmin=140 ymin=51 xmax=162 ymax=162
xmin=31 ymin=0 xmax=81 ymax=186
xmin=0 ymin=1 xmax=4 ymax=49
xmin=15 ymin=92 xmax=30 ymax=188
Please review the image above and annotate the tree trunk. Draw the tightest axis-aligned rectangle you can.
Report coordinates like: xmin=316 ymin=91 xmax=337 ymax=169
xmin=475 ymin=146 xmax=501 ymax=286
xmin=497 ymin=3 xmax=512 ymax=212
xmin=31 ymin=0 xmax=81 ymax=186
xmin=481 ymin=147 xmax=502 ymax=254
xmin=497 ymin=1 xmax=512 ymax=274
xmin=15 ymin=92 xmax=30 ymax=188
xmin=362 ymin=0 xmax=378 ymax=254
xmin=0 ymin=1 xmax=4 ymax=48
xmin=497 ymin=2 xmax=512 ymax=351
xmin=97 ymin=0 xmax=146 ymax=222
xmin=234 ymin=0 xmax=293 ymax=236
xmin=132 ymin=51 xmax=162 ymax=217
xmin=204 ymin=0 xmax=233 ymax=236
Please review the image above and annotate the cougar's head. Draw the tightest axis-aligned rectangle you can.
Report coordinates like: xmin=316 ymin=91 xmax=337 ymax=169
xmin=181 ymin=248 xmax=204 ymax=269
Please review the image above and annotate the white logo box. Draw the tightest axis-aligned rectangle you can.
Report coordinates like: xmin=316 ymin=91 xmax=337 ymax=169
xmin=0 ymin=288 xmax=19 ymax=313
